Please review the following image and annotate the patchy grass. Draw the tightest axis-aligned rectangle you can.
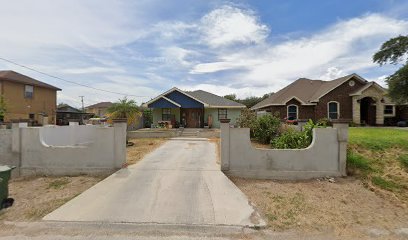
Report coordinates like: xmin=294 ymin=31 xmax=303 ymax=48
xmin=347 ymin=128 xmax=408 ymax=203
xmin=47 ymin=178 xmax=70 ymax=190
xmin=126 ymin=138 xmax=167 ymax=165
xmin=399 ymin=154 xmax=408 ymax=169
xmin=232 ymin=177 xmax=408 ymax=236
xmin=0 ymin=176 xmax=104 ymax=221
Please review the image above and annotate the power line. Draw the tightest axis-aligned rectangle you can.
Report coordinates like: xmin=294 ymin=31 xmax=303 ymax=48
xmin=0 ymin=56 xmax=151 ymax=98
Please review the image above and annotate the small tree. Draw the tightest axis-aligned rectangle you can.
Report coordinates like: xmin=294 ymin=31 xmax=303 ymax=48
xmin=0 ymin=95 xmax=7 ymax=122
xmin=236 ymin=108 xmax=257 ymax=137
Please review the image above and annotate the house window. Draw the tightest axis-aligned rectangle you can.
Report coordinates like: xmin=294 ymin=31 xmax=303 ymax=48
xmin=384 ymin=105 xmax=394 ymax=115
xmin=162 ymin=108 xmax=172 ymax=121
xmin=328 ymin=101 xmax=339 ymax=120
xmin=287 ymin=105 xmax=298 ymax=120
xmin=24 ymin=85 xmax=34 ymax=99
xmin=218 ymin=109 xmax=228 ymax=120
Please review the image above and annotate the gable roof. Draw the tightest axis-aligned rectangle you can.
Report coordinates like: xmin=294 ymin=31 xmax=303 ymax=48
xmin=86 ymin=102 xmax=113 ymax=109
xmin=186 ymin=90 xmax=246 ymax=108
xmin=251 ymin=73 xmax=368 ymax=110
xmin=0 ymin=70 xmax=61 ymax=90
xmin=349 ymin=81 xmax=387 ymax=96
xmin=144 ymin=87 xmax=245 ymax=108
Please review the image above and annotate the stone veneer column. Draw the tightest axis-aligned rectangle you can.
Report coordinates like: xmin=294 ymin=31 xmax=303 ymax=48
xmin=352 ymin=96 xmax=360 ymax=125
xmin=376 ymin=100 xmax=384 ymax=125
xmin=220 ymin=119 xmax=231 ymax=171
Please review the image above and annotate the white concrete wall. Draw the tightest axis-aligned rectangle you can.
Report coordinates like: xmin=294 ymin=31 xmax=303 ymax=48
xmin=220 ymin=122 xmax=348 ymax=180
xmin=0 ymin=130 xmax=20 ymax=177
xmin=1 ymin=122 xmax=127 ymax=176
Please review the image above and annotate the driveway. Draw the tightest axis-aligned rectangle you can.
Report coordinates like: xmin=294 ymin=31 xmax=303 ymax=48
xmin=44 ymin=139 xmax=264 ymax=227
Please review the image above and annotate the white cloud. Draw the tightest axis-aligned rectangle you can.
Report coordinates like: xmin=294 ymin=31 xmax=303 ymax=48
xmin=199 ymin=5 xmax=269 ymax=48
xmin=62 ymin=67 xmax=125 ymax=75
xmin=191 ymin=14 xmax=408 ymax=90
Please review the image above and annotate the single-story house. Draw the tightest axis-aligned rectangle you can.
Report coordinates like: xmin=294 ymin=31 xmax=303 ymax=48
xmin=143 ymin=87 xmax=246 ymax=128
xmin=251 ymin=73 xmax=408 ymax=125
xmin=56 ymin=104 xmax=93 ymax=125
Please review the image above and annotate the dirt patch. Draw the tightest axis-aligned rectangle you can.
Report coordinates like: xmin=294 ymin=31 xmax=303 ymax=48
xmin=0 ymin=176 xmax=104 ymax=221
xmin=126 ymin=138 xmax=167 ymax=165
xmin=232 ymin=176 xmax=408 ymax=238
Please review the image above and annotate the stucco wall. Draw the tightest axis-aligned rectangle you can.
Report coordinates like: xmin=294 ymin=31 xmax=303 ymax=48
xmin=220 ymin=122 xmax=348 ymax=180
xmin=0 ymin=129 xmax=19 ymax=177
xmin=204 ymin=108 xmax=242 ymax=128
xmin=1 ymin=80 xmax=57 ymax=124
xmin=0 ymin=122 xmax=127 ymax=177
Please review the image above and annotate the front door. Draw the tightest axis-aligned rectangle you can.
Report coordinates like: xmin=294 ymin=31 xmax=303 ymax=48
xmin=181 ymin=108 xmax=203 ymax=128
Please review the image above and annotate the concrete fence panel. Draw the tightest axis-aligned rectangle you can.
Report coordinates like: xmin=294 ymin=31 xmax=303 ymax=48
xmin=0 ymin=122 xmax=127 ymax=177
xmin=220 ymin=122 xmax=348 ymax=180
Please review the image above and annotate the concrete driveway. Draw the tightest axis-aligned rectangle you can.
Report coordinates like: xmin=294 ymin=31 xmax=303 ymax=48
xmin=44 ymin=139 xmax=264 ymax=227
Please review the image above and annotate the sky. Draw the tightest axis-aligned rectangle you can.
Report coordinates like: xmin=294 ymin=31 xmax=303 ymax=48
xmin=0 ymin=0 xmax=407 ymax=108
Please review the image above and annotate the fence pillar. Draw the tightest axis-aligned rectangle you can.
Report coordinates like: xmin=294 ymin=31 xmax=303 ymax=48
xmin=113 ymin=119 xmax=127 ymax=168
xmin=220 ymin=119 xmax=231 ymax=171
xmin=332 ymin=119 xmax=350 ymax=176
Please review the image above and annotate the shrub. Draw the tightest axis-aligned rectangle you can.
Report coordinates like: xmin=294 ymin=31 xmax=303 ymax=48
xmin=253 ymin=114 xmax=281 ymax=144
xmin=271 ymin=128 xmax=311 ymax=149
xmin=236 ymin=108 xmax=257 ymax=137
xmin=271 ymin=119 xmax=321 ymax=149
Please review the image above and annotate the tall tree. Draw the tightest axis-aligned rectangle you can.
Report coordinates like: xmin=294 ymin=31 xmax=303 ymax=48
xmin=373 ymin=35 xmax=408 ymax=103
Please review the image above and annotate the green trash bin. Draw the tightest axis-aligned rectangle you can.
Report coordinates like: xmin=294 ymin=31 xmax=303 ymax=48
xmin=0 ymin=165 xmax=16 ymax=210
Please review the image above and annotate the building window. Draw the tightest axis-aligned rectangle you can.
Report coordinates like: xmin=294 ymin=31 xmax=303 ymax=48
xmin=218 ymin=108 xmax=228 ymax=120
xmin=24 ymin=85 xmax=34 ymax=99
xmin=328 ymin=101 xmax=339 ymax=120
xmin=287 ymin=105 xmax=298 ymax=120
xmin=384 ymin=105 xmax=394 ymax=115
xmin=162 ymin=108 xmax=172 ymax=121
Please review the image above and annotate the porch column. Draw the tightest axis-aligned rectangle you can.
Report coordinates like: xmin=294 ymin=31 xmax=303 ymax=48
xmin=352 ymin=96 xmax=360 ymax=124
xmin=376 ymin=99 xmax=384 ymax=125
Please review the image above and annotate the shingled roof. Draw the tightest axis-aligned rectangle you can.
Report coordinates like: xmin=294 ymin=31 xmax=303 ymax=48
xmin=251 ymin=73 xmax=368 ymax=110
xmin=86 ymin=102 xmax=113 ymax=109
xmin=186 ymin=90 xmax=246 ymax=107
xmin=0 ymin=70 xmax=61 ymax=90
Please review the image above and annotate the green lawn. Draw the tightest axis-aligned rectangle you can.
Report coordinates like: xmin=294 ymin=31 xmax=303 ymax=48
xmin=347 ymin=127 xmax=408 ymax=203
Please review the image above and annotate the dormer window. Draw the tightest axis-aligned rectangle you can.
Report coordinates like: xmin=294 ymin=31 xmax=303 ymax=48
xmin=24 ymin=85 xmax=34 ymax=99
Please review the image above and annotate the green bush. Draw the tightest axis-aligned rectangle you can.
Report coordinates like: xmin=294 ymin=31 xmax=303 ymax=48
xmin=271 ymin=128 xmax=311 ymax=149
xmin=253 ymin=114 xmax=281 ymax=144
xmin=271 ymin=119 xmax=322 ymax=149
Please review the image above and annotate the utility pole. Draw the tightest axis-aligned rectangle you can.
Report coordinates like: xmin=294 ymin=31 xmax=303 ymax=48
xmin=79 ymin=96 xmax=84 ymax=124
xmin=79 ymin=96 xmax=84 ymax=112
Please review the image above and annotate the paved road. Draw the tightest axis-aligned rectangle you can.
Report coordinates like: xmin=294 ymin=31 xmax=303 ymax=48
xmin=44 ymin=139 xmax=263 ymax=227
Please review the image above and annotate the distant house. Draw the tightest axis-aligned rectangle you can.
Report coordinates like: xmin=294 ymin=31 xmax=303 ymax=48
xmin=0 ymin=70 xmax=60 ymax=125
xmin=56 ymin=104 xmax=93 ymax=125
xmin=85 ymin=102 xmax=113 ymax=117
xmin=251 ymin=73 xmax=408 ymax=125
xmin=143 ymin=87 xmax=246 ymax=128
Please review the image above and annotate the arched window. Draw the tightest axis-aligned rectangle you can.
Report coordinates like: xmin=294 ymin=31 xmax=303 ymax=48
xmin=287 ymin=105 xmax=298 ymax=120
xmin=328 ymin=101 xmax=340 ymax=120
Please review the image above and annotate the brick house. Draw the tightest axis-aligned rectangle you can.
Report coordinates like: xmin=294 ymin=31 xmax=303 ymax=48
xmin=251 ymin=73 xmax=408 ymax=125
xmin=0 ymin=70 xmax=60 ymax=125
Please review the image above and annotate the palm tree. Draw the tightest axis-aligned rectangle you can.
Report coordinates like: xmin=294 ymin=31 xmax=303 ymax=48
xmin=107 ymin=97 xmax=141 ymax=126
xmin=107 ymin=98 xmax=141 ymax=146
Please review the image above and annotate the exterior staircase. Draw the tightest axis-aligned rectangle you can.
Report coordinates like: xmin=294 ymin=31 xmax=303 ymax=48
xmin=180 ymin=128 xmax=199 ymax=138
